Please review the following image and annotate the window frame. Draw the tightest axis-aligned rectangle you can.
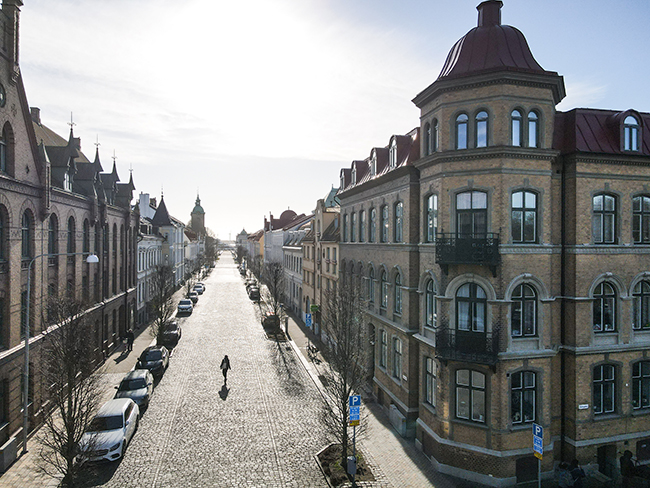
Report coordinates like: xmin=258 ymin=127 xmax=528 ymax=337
xmin=394 ymin=202 xmax=403 ymax=243
xmin=359 ymin=210 xmax=366 ymax=243
xmin=380 ymin=206 xmax=389 ymax=243
xmin=511 ymin=109 xmax=523 ymax=147
xmin=593 ymin=282 xmax=617 ymax=333
xmin=592 ymin=193 xmax=617 ymax=244
xmin=21 ymin=211 xmax=33 ymax=260
xmin=425 ymin=357 xmax=436 ymax=407
xmin=456 ymin=113 xmax=468 ymax=150
xmin=633 ymin=280 xmax=650 ymax=330
xmin=511 ymin=283 xmax=537 ymax=337
xmin=379 ymin=330 xmax=387 ymax=368
xmin=425 ymin=279 xmax=436 ymax=328
xmin=475 ymin=110 xmax=489 ymax=148
xmin=380 ymin=270 xmax=388 ymax=309
xmin=424 ymin=122 xmax=431 ymax=156
xmin=392 ymin=337 xmax=402 ymax=379
xmin=425 ymin=194 xmax=438 ymax=243
xmin=527 ymin=111 xmax=540 ymax=148
xmin=511 ymin=371 xmax=536 ymax=424
xmin=456 ymin=283 xmax=486 ymax=333
xmin=593 ymin=363 xmax=616 ymax=415
xmin=456 ymin=190 xmax=488 ymax=237
xmin=368 ymin=268 xmax=375 ymax=303
xmin=455 ymin=369 xmax=486 ymax=423
xmin=633 ymin=195 xmax=650 ymax=244
xmin=351 ymin=212 xmax=357 ymax=242
xmin=632 ymin=361 xmax=650 ymax=411
xmin=624 ymin=115 xmax=640 ymax=152
xmin=394 ymin=273 xmax=402 ymax=314
xmin=511 ymin=190 xmax=538 ymax=243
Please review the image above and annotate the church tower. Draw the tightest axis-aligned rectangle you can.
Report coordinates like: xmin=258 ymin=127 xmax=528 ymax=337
xmin=190 ymin=194 xmax=206 ymax=236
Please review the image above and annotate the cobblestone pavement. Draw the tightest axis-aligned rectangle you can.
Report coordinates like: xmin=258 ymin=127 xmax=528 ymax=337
xmin=79 ymin=254 xmax=330 ymax=488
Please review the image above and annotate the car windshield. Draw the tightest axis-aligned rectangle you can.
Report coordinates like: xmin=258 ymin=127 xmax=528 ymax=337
xmin=144 ymin=350 xmax=162 ymax=361
xmin=164 ymin=326 xmax=177 ymax=333
xmin=119 ymin=379 xmax=147 ymax=390
xmin=179 ymin=300 xmax=191 ymax=305
xmin=88 ymin=415 xmax=123 ymax=432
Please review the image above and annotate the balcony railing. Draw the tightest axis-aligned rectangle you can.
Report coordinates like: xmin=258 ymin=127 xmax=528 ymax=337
xmin=435 ymin=326 xmax=500 ymax=368
xmin=435 ymin=232 xmax=500 ymax=276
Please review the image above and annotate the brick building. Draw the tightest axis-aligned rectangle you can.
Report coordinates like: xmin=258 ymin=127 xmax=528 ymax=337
xmin=338 ymin=1 xmax=650 ymax=485
xmin=0 ymin=0 xmax=137 ymax=463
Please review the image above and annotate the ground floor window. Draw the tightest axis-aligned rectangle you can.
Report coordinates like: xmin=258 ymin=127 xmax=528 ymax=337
xmin=456 ymin=369 xmax=485 ymax=423
xmin=511 ymin=371 xmax=536 ymax=424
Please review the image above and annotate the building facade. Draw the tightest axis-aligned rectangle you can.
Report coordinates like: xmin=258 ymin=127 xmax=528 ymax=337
xmin=338 ymin=1 xmax=650 ymax=485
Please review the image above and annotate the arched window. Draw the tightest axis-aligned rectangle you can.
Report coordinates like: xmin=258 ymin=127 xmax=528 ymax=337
xmin=380 ymin=270 xmax=388 ymax=309
xmin=0 ymin=208 xmax=6 ymax=261
xmin=369 ymin=208 xmax=377 ymax=242
xmin=48 ymin=215 xmax=59 ymax=256
xmin=624 ymin=115 xmax=640 ymax=151
xmin=511 ymin=191 xmax=538 ymax=243
xmin=83 ymin=220 xmax=90 ymax=254
xmin=368 ymin=268 xmax=375 ymax=303
xmin=394 ymin=273 xmax=402 ymax=314
xmin=380 ymin=206 xmax=389 ymax=243
xmin=456 ymin=191 xmax=487 ymax=236
xmin=389 ymin=139 xmax=398 ymax=168
xmin=0 ymin=127 xmax=6 ymax=173
xmin=456 ymin=113 xmax=468 ymax=150
xmin=456 ymin=283 xmax=486 ymax=332
xmin=528 ymin=111 xmax=539 ymax=148
xmin=592 ymin=194 xmax=616 ymax=244
xmin=456 ymin=369 xmax=485 ymax=423
xmin=343 ymin=214 xmax=349 ymax=242
xmin=511 ymin=109 xmax=523 ymax=147
xmin=67 ymin=217 xmax=76 ymax=254
xmin=350 ymin=212 xmax=357 ymax=242
xmin=432 ymin=119 xmax=439 ymax=152
xmin=632 ymin=361 xmax=650 ymax=410
xmin=511 ymin=371 xmax=536 ymax=424
xmin=593 ymin=282 xmax=616 ymax=332
xmin=633 ymin=195 xmax=650 ymax=244
xmin=475 ymin=111 xmax=488 ymax=148
xmin=425 ymin=194 xmax=438 ymax=243
xmin=394 ymin=202 xmax=403 ymax=242
xmin=425 ymin=280 xmax=436 ymax=328
xmin=511 ymin=284 xmax=537 ymax=337
xmin=359 ymin=210 xmax=366 ymax=243
xmin=633 ymin=281 xmax=650 ymax=330
xmin=424 ymin=122 xmax=431 ymax=156
xmin=22 ymin=211 xmax=33 ymax=260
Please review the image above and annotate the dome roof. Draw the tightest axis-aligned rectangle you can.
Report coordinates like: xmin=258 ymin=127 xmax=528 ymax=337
xmin=438 ymin=1 xmax=549 ymax=81
xmin=192 ymin=195 xmax=204 ymax=215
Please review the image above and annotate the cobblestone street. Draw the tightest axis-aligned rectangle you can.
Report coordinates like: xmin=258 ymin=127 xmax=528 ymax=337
xmin=82 ymin=254 xmax=330 ymax=488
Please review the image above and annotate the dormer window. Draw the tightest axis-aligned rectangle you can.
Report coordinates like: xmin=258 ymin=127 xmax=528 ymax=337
xmin=624 ymin=115 xmax=640 ymax=151
xmin=389 ymin=139 xmax=398 ymax=168
xmin=371 ymin=153 xmax=377 ymax=176
xmin=351 ymin=166 xmax=357 ymax=185
xmin=340 ymin=173 xmax=345 ymax=190
xmin=64 ymin=170 xmax=72 ymax=191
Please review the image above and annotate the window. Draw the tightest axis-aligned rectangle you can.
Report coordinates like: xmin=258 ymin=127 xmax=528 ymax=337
xmin=624 ymin=115 xmax=640 ymax=151
xmin=83 ymin=220 xmax=90 ymax=253
xmin=343 ymin=214 xmax=349 ymax=242
xmin=475 ymin=111 xmax=488 ymax=148
xmin=394 ymin=273 xmax=402 ymax=314
xmin=528 ymin=111 xmax=539 ymax=148
xmin=380 ymin=270 xmax=388 ymax=309
xmin=593 ymin=282 xmax=616 ymax=332
xmin=48 ymin=215 xmax=58 ymax=256
xmin=367 ymin=268 xmax=375 ymax=303
xmin=394 ymin=202 xmax=403 ymax=242
xmin=351 ymin=213 xmax=356 ymax=242
xmin=393 ymin=338 xmax=402 ymax=379
xmin=0 ymin=127 xmax=6 ymax=173
xmin=456 ymin=191 xmax=487 ymax=236
xmin=456 ymin=283 xmax=486 ymax=332
xmin=351 ymin=166 xmax=357 ymax=185
xmin=359 ymin=210 xmax=366 ymax=243
xmin=370 ymin=153 xmax=377 ymax=176
xmin=511 ymin=371 xmax=536 ymax=424
xmin=512 ymin=191 xmax=537 ymax=243
xmin=21 ymin=212 xmax=33 ymax=260
xmin=633 ymin=281 xmax=650 ymax=330
xmin=456 ymin=369 xmax=485 ymax=423
xmin=369 ymin=208 xmax=376 ymax=242
xmin=511 ymin=109 xmax=523 ymax=147
xmin=432 ymin=119 xmax=439 ymax=152
xmin=511 ymin=284 xmax=537 ymax=337
xmin=380 ymin=206 xmax=389 ymax=243
xmin=425 ymin=195 xmax=438 ymax=243
xmin=424 ymin=122 xmax=431 ymax=156
xmin=633 ymin=196 xmax=650 ymax=244
xmin=0 ymin=211 xmax=5 ymax=261
xmin=379 ymin=330 xmax=387 ymax=368
xmin=632 ymin=361 xmax=650 ymax=410
xmin=67 ymin=217 xmax=76 ymax=254
xmin=425 ymin=357 xmax=436 ymax=406
xmin=0 ymin=298 xmax=4 ymax=347
xmin=425 ymin=280 xmax=436 ymax=328
xmin=456 ymin=114 xmax=468 ymax=150
xmin=592 ymin=194 xmax=616 ymax=244
xmin=390 ymin=139 xmax=398 ymax=168
xmin=593 ymin=364 xmax=615 ymax=415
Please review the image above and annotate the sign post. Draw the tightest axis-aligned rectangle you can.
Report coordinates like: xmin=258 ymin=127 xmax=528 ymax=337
xmin=533 ymin=423 xmax=543 ymax=488
xmin=349 ymin=395 xmax=361 ymax=484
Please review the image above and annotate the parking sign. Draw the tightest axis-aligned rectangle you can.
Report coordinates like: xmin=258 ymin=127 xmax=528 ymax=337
xmin=533 ymin=423 xmax=543 ymax=459
xmin=305 ymin=313 xmax=312 ymax=327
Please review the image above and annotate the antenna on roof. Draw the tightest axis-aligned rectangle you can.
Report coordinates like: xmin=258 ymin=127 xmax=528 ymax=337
xmin=67 ymin=112 xmax=76 ymax=130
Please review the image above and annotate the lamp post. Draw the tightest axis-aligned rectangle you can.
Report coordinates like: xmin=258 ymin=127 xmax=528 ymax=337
xmin=22 ymin=252 xmax=99 ymax=455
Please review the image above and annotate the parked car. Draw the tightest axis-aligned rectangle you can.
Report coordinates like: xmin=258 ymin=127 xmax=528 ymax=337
xmin=245 ymin=279 xmax=257 ymax=290
xmin=136 ymin=345 xmax=169 ymax=379
xmin=177 ymin=299 xmax=193 ymax=315
xmin=248 ymin=286 xmax=260 ymax=301
xmin=196 ymin=282 xmax=205 ymax=290
xmin=114 ymin=369 xmax=154 ymax=408
xmin=193 ymin=284 xmax=204 ymax=295
xmin=159 ymin=321 xmax=182 ymax=349
xmin=187 ymin=291 xmax=199 ymax=303
xmin=78 ymin=398 xmax=139 ymax=463
xmin=263 ymin=314 xmax=280 ymax=328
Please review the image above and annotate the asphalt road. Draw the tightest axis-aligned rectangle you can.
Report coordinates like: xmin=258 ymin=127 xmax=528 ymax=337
xmin=81 ymin=254 xmax=330 ymax=487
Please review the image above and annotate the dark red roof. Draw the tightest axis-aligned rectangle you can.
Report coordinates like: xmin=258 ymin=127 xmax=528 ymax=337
xmin=438 ymin=1 xmax=552 ymax=81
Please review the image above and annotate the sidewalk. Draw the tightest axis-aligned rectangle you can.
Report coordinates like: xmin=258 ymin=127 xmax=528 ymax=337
xmin=283 ymin=311 xmax=462 ymax=488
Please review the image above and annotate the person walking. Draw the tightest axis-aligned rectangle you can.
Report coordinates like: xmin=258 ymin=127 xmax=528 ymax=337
xmin=220 ymin=355 xmax=231 ymax=384
xmin=126 ymin=328 xmax=135 ymax=352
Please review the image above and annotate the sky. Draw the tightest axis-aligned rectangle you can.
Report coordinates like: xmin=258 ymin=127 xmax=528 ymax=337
xmin=17 ymin=0 xmax=650 ymax=240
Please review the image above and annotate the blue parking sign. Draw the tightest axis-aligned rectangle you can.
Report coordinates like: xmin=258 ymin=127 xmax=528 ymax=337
xmin=305 ymin=313 xmax=312 ymax=327
xmin=349 ymin=395 xmax=361 ymax=407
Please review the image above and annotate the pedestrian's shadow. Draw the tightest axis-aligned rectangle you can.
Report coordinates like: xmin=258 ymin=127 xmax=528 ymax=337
xmin=113 ymin=348 xmax=130 ymax=364
xmin=219 ymin=384 xmax=229 ymax=400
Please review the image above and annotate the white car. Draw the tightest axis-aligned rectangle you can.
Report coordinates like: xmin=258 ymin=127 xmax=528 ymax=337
xmin=79 ymin=398 xmax=139 ymax=462
xmin=177 ymin=298 xmax=193 ymax=314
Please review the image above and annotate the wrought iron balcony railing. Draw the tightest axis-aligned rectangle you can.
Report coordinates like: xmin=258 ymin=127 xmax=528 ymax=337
xmin=435 ymin=326 xmax=500 ymax=368
xmin=435 ymin=232 xmax=500 ymax=276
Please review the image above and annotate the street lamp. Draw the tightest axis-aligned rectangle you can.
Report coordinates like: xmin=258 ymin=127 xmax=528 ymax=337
xmin=22 ymin=252 xmax=99 ymax=455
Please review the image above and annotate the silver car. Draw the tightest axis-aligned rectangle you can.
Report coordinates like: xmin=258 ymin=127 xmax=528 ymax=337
xmin=114 ymin=369 xmax=154 ymax=408
xmin=177 ymin=298 xmax=193 ymax=314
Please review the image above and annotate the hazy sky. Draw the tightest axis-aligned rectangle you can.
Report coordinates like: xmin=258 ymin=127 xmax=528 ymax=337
xmin=18 ymin=0 xmax=650 ymax=240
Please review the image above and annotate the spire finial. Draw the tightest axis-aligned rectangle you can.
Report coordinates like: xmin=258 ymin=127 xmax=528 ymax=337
xmin=94 ymin=135 xmax=100 ymax=149
xmin=112 ymin=150 xmax=117 ymax=164
xmin=68 ymin=112 xmax=76 ymax=130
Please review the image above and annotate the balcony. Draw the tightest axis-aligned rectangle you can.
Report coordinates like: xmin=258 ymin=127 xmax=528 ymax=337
xmin=435 ymin=232 xmax=500 ymax=276
xmin=435 ymin=327 xmax=500 ymax=368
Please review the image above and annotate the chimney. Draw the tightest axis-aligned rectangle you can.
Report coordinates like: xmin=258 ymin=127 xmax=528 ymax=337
xmin=2 ymin=0 xmax=23 ymax=76
xmin=30 ymin=107 xmax=41 ymax=125
xmin=477 ymin=0 xmax=502 ymax=27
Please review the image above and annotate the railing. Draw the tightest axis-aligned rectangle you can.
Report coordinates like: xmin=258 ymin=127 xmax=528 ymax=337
xmin=435 ymin=232 xmax=500 ymax=276
xmin=435 ymin=326 xmax=500 ymax=367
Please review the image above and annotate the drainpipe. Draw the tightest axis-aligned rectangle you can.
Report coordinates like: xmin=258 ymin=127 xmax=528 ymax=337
xmin=560 ymin=159 xmax=566 ymax=461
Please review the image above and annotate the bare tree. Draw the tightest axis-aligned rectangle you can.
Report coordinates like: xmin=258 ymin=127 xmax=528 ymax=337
xmin=249 ymin=254 xmax=263 ymax=280
xmin=150 ymin=264 xmax=175 ymax=345
xmin=319 ymin=279 xmax=369 ymax=469
xmin=262 ymin=261 xmax=285 ymax=317
xmin=37 ymin=297 xmax=103 ymax=487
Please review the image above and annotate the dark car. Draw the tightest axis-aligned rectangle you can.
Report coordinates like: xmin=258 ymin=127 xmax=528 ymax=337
xmin=263 ymin=314 xmax=280 ymax=327
xmin=248 ymin=287 xmax=260 ymax=301
xmin=159 ymin=321 xmax=182 ymax=349
xmin=114 ymin=369 xmax=154 ymax=408
xmin=187 ymin=291 xmax=199 ymax=303
xmin=136 ymin=345 xmax=169 ymax=379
